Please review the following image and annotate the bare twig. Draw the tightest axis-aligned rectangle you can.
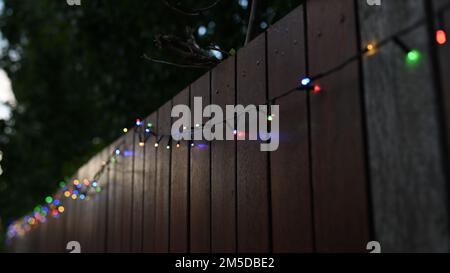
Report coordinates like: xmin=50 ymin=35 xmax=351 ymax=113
xmin=142 ymin=54 xmax=212 ymax=69
xmin=162 ymin=0 xmax=222 ymax=16
xmin=245 ymin=0 xmax=261 ymax=45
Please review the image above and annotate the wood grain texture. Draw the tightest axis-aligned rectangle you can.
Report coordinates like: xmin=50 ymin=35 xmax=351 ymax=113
xmin=358 ymin=0 xmax=449 ymax=252
xmin=112 ymin=137 xmax=126 ymax=252
xmin=211 ymin=56 xmax=237 ymax=252
xmin=190 ymin=73 xmax=211 ymax=253
xmin=106 ymin=140 xmax=121 ymax=252
xmin=94 ymin=147 xmax=110 ymax=252
xmin=267 ymin=5 xmax=314 ymax=252
xmin=143 ymin=113 xmax=158 ymax=252
xmin=121 ymin=131 xmax=134 ymax=252
xmin=131 ymin=125 xmax=145 ymax=252
xmin=236 ymin=34 xmax=270 ymax=253
xmin=308 ymin=0 xmax=370 ymax=252
xmin=155 ymin=101 xmax=172 ymax=252
xmin=170 ymin=88 xmax=190 ymax=252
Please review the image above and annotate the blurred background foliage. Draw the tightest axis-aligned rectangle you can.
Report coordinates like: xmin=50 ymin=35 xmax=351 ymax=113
xmin=0 ymin=0 xmax=302 ymax=247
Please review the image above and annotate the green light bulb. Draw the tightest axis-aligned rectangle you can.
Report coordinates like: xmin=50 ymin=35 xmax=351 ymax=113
xmin=45 ymin=196 xmax=53 ymax=204
xmin=406 ymin=49 xmax=421 ymax=66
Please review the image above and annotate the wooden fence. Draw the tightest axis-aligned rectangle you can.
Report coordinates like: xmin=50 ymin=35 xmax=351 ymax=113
xmin=9 ymin=0 xmax=450 ymax=253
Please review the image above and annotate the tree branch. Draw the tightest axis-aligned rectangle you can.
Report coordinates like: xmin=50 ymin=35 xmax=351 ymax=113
xmin=162 ymin=0 xmax=222 ymax=16
xmin=142 ymin=54 xmax=212 ymax=69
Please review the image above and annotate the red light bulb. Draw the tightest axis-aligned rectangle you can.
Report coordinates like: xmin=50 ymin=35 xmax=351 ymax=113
xmin=313 ymin=85 xmax=322 ymax=93
xmin=436 ymin=30 xmax=447 ymax=45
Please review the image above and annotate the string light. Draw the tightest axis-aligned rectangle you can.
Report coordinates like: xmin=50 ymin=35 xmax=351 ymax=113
xmin=393 ymin=37 xmax=421 ymax=66
xmin=300 ymin=77 xmax=311 ymax=87
xmin=365 ymin=42 xmax=377 ymax=56
xmin=11 ymin=5 xmax=450 ymax=240
xmin=83 ymin=179 xmax=90 ymax=186
xmin=313 ymin=85 xmax=322 ymax=93
xmin=406 ymin=49 xmax=421 ymax=66
xmin=436 ymin=29 xmax=447 ymax=45
xmin=139 ymin=141 xmax=145 ymax=147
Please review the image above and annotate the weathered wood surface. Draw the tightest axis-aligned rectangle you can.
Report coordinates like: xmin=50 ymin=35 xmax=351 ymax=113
xmin=357 ymin=0 xmax=449 ymax=252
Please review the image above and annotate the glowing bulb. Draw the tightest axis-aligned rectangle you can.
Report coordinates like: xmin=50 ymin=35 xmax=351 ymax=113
xmin=313 ymin=85 xmax=322 ymax=93
xmin=191 ymin=142 xmax=195 ymax=147
xmin=96 ymin=187 xmax=101 ymax=193
xmin=59 ymin=181 xmax=65 ymax=188
xmin=79 ymin=194 xmax=86 ymax=200
xmin=139 ymin=141 xmax=145 ymax=147
xmin=58 ymin=206 xmax=65 ymax=213
xmin=154 ymin=143 xmax=159 ymax=148
xmin=233 ymin=129 xmax=237 ymax=135
xmin=145 ymin=128 xmax=150 ymax=133
xmin=365 ymin=42 xmax=377 ymax=56
xmin=195 ymin=123 xmax=200 ymax=127
xmin=83 ymin=179 xmax=90 ymax=186
xmin=300 ymin=77 xmax=311 ymax=87
xmin=64 ymin=191 xmax=71 ymax=197
xmin=166 ymin=145 xmax=171 ymax=150
xmin=92 ymin=181 xmax=98 ymax=187
xmin=176 ymin=142 xmax=180 ymax=148
xmin=136 ymin=118 xmax=142 ymax=126
xmin=71 ymin=194 xmax=77 ymax=200
xmin=45 ymin=196 xmax=53 ymax=204
xmin=115 ymin=149 xmax=121 ymax=155
xmin=267 ymin=115 xmax=273 ymax=121
xmin=406 ymin=49 xmax=421 ymax=66
xmin=436 ymin=30 xmax=447 ymax=45
xmin=53 ymin=199 xmax=60 ymax=206
xmin=123 ymin=128 xmax=128 ymax=133
xmin=73 ymin=179 xmax=79 ymax=186
xmin=147 ymin=123 xmax=153 ymax=128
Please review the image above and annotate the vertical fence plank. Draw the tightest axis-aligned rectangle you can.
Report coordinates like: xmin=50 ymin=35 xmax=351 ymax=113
xmin=211 ymin=56 xmax=237 ymax=252
xmin=94 ymin=147 xmax=110 ymax=252
xmin=121 ymin=132 xmax=134 ymax=252
xmin=190 ymin=74 xmax=211 ymax=253
xmin=267 ymin=6 xmax=314 ymax=252
xmin=131 ymin=125 xmax=145 ymax=252
xmin=155 ymin=101 xmax=172 ymax=252
xmin=106 ymin=140 xmax=121 ymax=252
xmin=113 ymin=137 xmax=125 ymax=252
xmin=307 ymin=0 xmax=370 ymax=252
xmin=170 ymin=88 xmax=190 ymax=252
xmin=143 ymin=113 xmax=158 ymax=252
xmin=236 ymin=34 xmax=270 ymax=252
